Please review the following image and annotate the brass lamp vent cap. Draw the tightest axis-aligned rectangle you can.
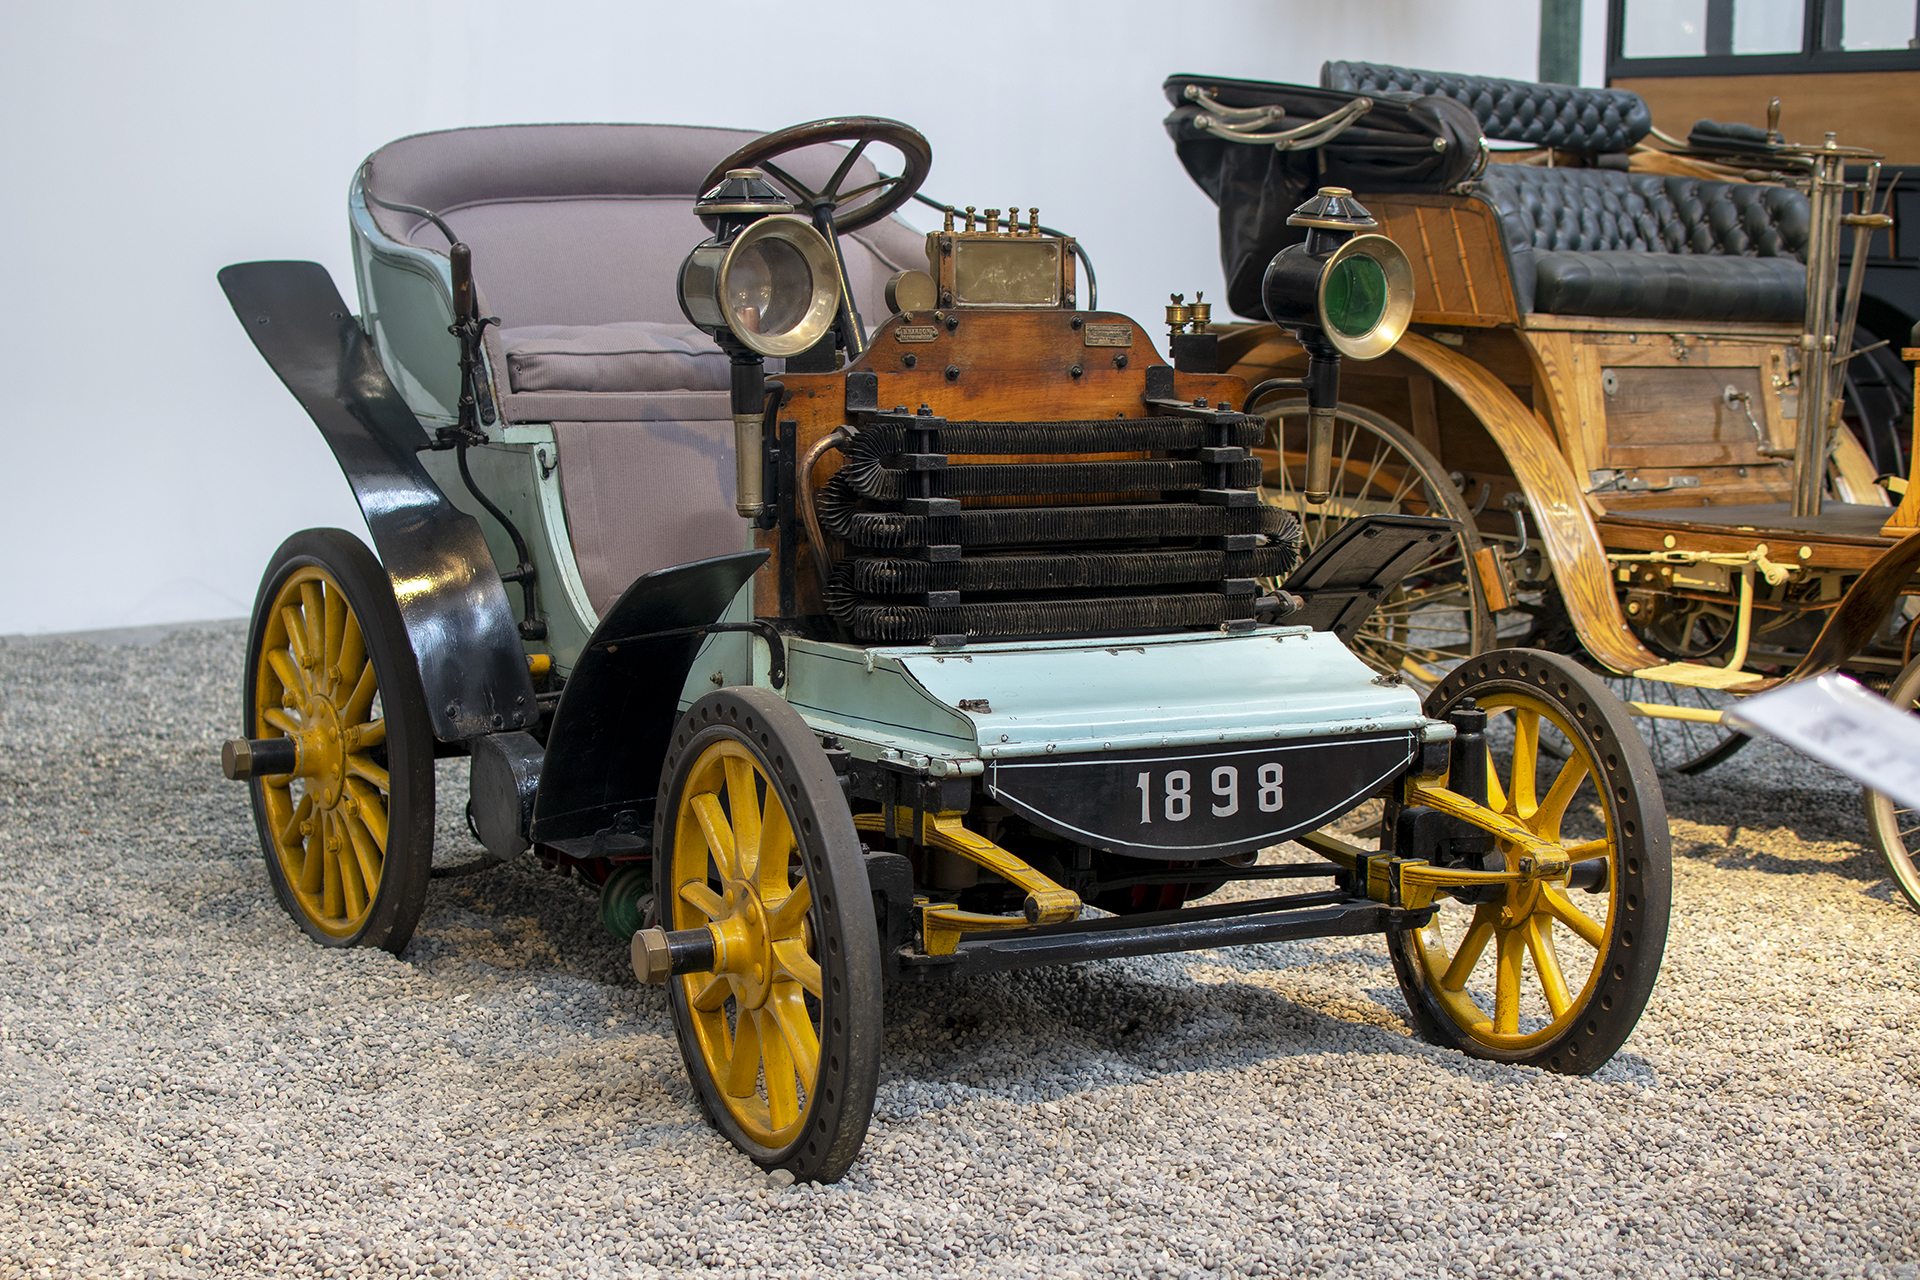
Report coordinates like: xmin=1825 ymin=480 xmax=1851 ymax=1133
xmin=694 ymin=168 xmax=795 ymax=221
xmin=1285 ymin=186 xmax=1378 ymax=232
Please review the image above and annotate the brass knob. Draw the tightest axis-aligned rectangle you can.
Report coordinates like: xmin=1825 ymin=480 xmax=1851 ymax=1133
xmin=984 ymin=208 xmax=1000 ymax=234
xmin=943 ymin=205 xmax=955 ymax=232
xmin=1166 ymin=292 xmax=1192 ymax=335
xmin=964 ymin=205 xmax=977 ymax=232
xmin=1190 ymin=290 xmax=1212 ymax=333
xmin=1028 ymin=207 xmax=1040 ymax=235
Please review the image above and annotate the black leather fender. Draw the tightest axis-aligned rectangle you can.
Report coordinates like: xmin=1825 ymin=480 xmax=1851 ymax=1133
xmin=530 ymin=551 xmax=768 ymax=844
xmin=218 ymin=260 xmax=536 ymax=741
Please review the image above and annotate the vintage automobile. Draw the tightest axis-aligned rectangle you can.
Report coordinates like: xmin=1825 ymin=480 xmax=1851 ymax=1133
xmin=1163 ymin=63 xmax=1920 ymax=908
xmin=216 ymin=117 xmax=1670 ymax=1181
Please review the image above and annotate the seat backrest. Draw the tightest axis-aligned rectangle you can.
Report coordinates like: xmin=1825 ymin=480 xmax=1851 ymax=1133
xmin=1474 ymin=165 xmax=1809 ymax=260
xmin=359 ymin=123 xmax=927 ymax=330
xmin=1322 ymin=61 xmax=1651 ymax=154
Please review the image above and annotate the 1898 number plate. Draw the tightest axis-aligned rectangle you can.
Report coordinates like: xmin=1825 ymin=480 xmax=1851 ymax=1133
xmin=985 ymin=734 xmax=1417 ymax=859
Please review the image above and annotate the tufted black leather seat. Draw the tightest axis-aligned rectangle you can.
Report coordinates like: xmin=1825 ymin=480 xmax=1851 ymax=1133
xmin=1322 ymin=60 xmax=1651 ymax=154
xmin=1475 ymin=166 xmax=1809 ymax=321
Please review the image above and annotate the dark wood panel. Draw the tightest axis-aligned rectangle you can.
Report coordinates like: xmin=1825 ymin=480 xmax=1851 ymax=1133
xmin=1603 ymin=366 xmax=1770 ymax=468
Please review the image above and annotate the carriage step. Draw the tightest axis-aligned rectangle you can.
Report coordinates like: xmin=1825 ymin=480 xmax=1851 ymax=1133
xmin=1632 ymin=661 xmax=1767 ymax=691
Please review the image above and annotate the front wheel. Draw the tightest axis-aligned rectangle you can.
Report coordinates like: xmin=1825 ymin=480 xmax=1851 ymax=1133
xmin=244 ymin=529 xmax=435 ymax=952
xmin=1865 ymin=654 xmax=1920 ymax=910
xmin=655 ymin=688 xmax=883 ymax=1183
xmin=1388 ymin=649 xmax=1671 ymax=1074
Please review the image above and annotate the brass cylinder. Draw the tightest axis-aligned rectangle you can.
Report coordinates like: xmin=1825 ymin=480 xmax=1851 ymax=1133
xmin=734 ymin=413 xmax=764 ymax=517
xmin=1304 ymin=407 xmax=1336 ymax=504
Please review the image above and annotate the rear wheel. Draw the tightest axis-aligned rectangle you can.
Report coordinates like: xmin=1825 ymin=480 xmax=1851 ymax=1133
xmin=656 ymin=688 xmax=882 ymax=1183
xmin=244 ymin=529 xmax=434 ymax=952
xmin=1388 ymin=650 xmax=1671 ymax=1073
xmin=1257 ymin=401 xmax=1492 ymax=687
xmin=1865 ymin=654 xmax=1920 ymax=910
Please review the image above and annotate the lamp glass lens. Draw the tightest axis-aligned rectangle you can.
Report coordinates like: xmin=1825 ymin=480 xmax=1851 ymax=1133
xmin=727 ymin=238 xmax=813 ymax=338
xmin=1323 ymin=254 xmax=1389 ymax=337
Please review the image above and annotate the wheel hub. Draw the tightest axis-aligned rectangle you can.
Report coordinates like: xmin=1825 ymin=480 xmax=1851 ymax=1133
xmin=707 ymin=877 xmax=774 ymax=1009
xmin=295 ymin=696 xmax=347 ymax=808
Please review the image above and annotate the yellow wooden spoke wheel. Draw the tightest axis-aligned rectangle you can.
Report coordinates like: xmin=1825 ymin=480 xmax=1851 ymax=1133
xmin=244 ymin=529 xmax=434 ymax=953
xmin=1389 ymin=650 xmax=1670 ymax=1074
xmin=656 ymin=688 xmax=881 ymax=1182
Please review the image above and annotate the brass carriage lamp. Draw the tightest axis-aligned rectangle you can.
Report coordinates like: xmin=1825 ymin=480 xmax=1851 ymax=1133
xmin=678 ymin=169 xmax=844 ymax=518
xmin=1253 ymin=187 xmax=1414 ymax=503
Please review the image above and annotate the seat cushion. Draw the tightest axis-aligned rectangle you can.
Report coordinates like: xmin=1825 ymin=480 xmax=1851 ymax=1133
xmin=502 ymin=321 xmax=753 ymax=394
xmin=1531 ymin=251 xmax=1806 ymax=322
xmin=1321 ymin=61 xmax=1651 ymax=152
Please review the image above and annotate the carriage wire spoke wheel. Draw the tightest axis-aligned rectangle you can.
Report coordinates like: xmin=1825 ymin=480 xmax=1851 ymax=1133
xmin=1388 ymin=650 xmax=1672 ymax=1072
xmin=1257 ymin=400 xmax=1493 ymax=690
xmin=1602 ymin=674 xmax=1750 ymax=776
xmin=1865 ymin=653 xmax=1920 ymax=911
xmin=244 ymin=529 xmax=435 ymax=952
xmin=656 ymin=688 xmax=882 ymax=1183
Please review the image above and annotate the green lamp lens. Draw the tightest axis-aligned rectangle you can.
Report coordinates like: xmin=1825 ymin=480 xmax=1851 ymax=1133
xmin=1323 ymin=254 xmax=1389 ymax=337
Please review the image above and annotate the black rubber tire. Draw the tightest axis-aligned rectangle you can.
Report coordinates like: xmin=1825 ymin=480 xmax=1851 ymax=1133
xmin=655 ymin=687 xmax=883 ymax=1183
xmin=244 ymin=528 xmax=435 ymax=953
xmin=1387 ymin=649 xmax=1672 ymax=1075
xmin=1864 ymin=654 xmax=1920 ymax=911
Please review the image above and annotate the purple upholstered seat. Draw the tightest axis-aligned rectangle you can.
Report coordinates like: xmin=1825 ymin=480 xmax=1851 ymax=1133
xmin=357 ymin=123 xmax=928 ymax=614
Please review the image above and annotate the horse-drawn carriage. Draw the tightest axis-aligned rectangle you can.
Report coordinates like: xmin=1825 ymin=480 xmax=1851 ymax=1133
xmin=217 ymin=115 xmax=1669 ymax=1181
xmin=1165 ymin=62 xmax=1920 ymax=905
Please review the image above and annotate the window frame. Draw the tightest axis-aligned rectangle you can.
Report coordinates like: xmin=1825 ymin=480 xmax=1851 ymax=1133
xmin=1607 ymin=0 xmax=1920 ymax=79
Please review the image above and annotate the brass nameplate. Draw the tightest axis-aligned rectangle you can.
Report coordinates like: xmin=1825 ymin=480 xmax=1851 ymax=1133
xmin=1083 ymin=324 xmax=1133 ymax=348
xmin=895 ymin=325 xmax=938 ymax=343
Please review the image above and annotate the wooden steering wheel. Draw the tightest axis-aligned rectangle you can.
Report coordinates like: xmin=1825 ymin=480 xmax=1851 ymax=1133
xmin=701 ymin=117 xmax=932 ymax=233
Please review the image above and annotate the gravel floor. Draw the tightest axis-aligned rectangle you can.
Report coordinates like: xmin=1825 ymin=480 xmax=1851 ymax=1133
xmin=2 ymin=623 xmax=1917 ymax=1279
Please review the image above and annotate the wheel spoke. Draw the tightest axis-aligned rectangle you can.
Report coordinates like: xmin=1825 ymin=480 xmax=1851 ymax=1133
xmin=299 ymin=583 xmax=325 ymax=671
xmin=765 ymin=983 xmax=821 ymax=1088
xmin=678 ymin=881 xmax=728 ymax=921
xmin=341 ymin=660 xmax=376 ymax=723
xmin=297 ymin=806 xmax=325 ymax=895
xmin=1526 ymin=914 xmax=1572 ymax=1018
xmin=346 ymin=754 xmax=389 ymax=792
xmin=1483 ymin=742 xmax=1508 ymax=813
xmin=1541 ymin=886 xmax=1606 ymax=949
xmin=688 ymin=974 xmax=731 ymax=1013
xmin=345 ymin=718 xmax=385 ymax=750
xmin=772 ymin=937 xmax=822 ymax=997
xmin=724 ymin=1008 xmax=763 ymax=1098
xmin=336 ymin=611 xmax=366 ymax=702
xmin=337 ymin=815 xmax=370 ymax=921
xmin=267 ymin=649 xmax=308 ymax=704
xmin=1511 ymin=709 xmax=1540 ymax=820
xmin=723 ymin=757 xmax=762 ymax=883
xmin=278 ymin=792 xmax=313 ymax=854
xmin=759 ymin=800 xmax=797 ymax=901
xmin=1441 ymin=904 xmax=1499 ymax=991
xmin=345 ymin=779 xmax=388 ymax=852
xmin=280 ymin=606 xmax=311 ymax=675
xmin=830 ymin=174 xmax=895 ymax=205
xmin=1534 ymin=752 xmax=1591 ymax=840
xmin=690 ymin=793 xmax=739 ymax=879
xmin=767 ymin=878 xmax=812 ymax=939
xmin=757 ymin=1008 xmax=801 ymax=1130
xmin=1493 ymin=927 xmax=1525 ymax=1035
xmin=320 ymin=811 xmax=344 ymax=919
xmin=323 ymin=581 xmax=347 ymax=682
xmin=262 ymin=708 xmax=303 ymax=738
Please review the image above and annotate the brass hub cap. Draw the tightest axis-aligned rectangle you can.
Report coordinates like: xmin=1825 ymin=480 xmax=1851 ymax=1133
xmin=253 ymin=566 xmax=392 ymax=938
xmin=671 ymin=739 xmax=823 ymax=1147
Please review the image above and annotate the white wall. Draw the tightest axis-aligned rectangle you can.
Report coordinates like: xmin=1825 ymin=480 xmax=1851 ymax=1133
xmin=0 ymin=0 xmax=1567 ymax=635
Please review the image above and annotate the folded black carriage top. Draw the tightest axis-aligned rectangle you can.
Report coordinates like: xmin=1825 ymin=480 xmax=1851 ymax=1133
xmin=1165 ymin=63 xmax=1810 ymax=325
